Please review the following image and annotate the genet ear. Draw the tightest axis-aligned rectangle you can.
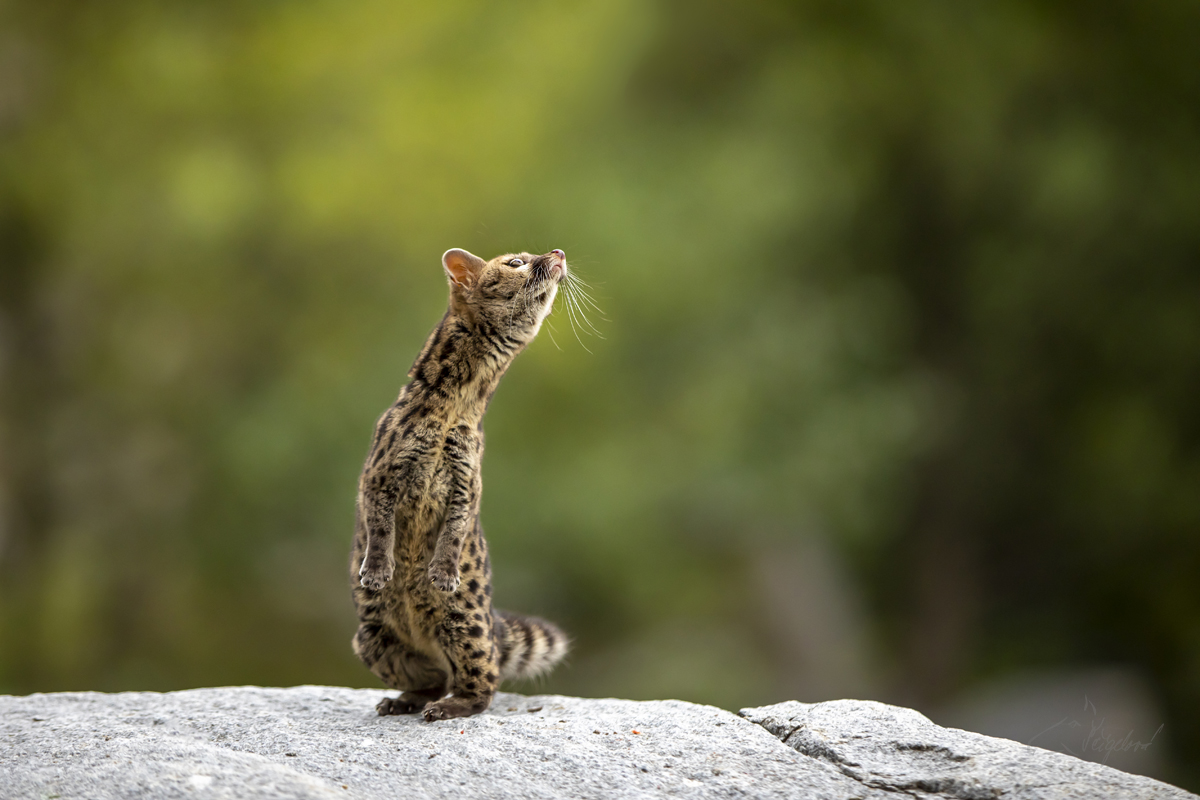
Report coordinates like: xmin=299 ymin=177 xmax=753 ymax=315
xmin=442 ymin=248 xmax=486 ymax=290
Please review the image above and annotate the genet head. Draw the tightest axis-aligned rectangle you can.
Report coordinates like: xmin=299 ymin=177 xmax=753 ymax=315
xmin=441 ymin=248 xmax=567 ymax=341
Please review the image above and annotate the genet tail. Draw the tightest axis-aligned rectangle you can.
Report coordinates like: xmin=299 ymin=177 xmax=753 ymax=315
xmin=493 ymin=609 xmax=569 ymax=682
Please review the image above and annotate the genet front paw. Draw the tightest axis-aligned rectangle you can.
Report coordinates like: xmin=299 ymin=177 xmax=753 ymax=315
xmin=359 ymin=557 xmax=394 ymax=591
xmin=428 ymin=561 xmax=460 ymax=593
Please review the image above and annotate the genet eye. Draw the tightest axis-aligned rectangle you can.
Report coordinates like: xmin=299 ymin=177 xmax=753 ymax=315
xmin=508 ymin=259 xmax=525 ymax=267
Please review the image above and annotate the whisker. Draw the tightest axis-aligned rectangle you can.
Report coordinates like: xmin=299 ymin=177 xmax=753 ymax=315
xmin=565 ymin=272 xmax=606 ymax=315
xmin=563 ymin=285 xmax=591 ymax=339
xmin=573 ymin=295 xmax=606 ymax=337
xmin=567 ymin=291 xmax=602 ymax=345
xmin=565 ymin=275 xmax=606 ymax=304
xmin=560 ymin=284 xmax=593 ymax=353
xmin=544 ymin=318 xmax=562 ymax=351
xmin=566 ymin=273 xmax=598 ymax=290
xmin=563 ymin=277 xmax=605 ymax=338
xmin=573 ymin=288 xmax=608 ymax=321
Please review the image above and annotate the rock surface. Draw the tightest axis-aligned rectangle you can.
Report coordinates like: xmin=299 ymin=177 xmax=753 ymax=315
xmin=0 ymin=686 xmax=1190 ymax=799
xmin=741 ymin=699 xmax=1190 ymax=800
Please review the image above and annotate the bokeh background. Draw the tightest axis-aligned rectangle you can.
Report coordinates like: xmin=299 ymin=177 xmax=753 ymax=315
xmin=2 ymin=0 xmax=1198 ymax=787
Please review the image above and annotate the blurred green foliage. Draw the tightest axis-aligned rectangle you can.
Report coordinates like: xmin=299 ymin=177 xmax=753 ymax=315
xmin=1 ymin=0 xmax=1198 ymax=785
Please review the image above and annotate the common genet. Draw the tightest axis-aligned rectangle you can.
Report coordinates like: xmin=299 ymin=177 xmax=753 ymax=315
xmin=350 ymin=247 xmax=572 ymax=721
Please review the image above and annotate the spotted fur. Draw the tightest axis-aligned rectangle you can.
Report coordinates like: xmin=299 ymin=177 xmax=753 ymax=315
xmin=351 ymin=247 xmax=570 ymax=722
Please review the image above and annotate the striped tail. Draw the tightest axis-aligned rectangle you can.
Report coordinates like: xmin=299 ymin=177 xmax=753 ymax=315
xmin=493 ymin=609 xmax=569 ymax=682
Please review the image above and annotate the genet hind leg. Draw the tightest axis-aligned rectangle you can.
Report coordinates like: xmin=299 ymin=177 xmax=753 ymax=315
xmin=352 ymin=622 xmax=447 ymax=716
xmin=421 ymin=608 xmax=501 ymax=722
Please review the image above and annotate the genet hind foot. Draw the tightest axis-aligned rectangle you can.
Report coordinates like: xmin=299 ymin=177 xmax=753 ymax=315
xmin=376 ymin=688 xmax=445 ymax=716
xmin=421 ymin=693 xmax=492 ymax=722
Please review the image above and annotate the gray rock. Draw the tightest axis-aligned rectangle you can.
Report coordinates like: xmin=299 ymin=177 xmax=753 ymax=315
xmin=0 ymin=686 xmax=1189 ymax=799
xmin=740 ymin=699 xmax=1191 ymax=800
